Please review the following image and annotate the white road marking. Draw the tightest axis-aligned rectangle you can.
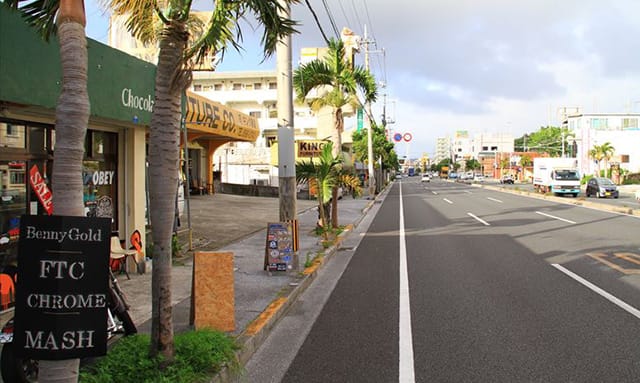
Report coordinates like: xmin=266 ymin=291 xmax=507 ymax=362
xmin=467 ymin=212 xmax=490 ymax=226
xmin=552 ymin=264 xmax=640 ymax=320
xmin=487 ymin=197 xmax=503 ymax=203
xmin=464 ymin=190 xmax=472 ymax=194
xmin=398 ymin=182 xmax=416 ymax=382
xmin=443 ymin=198 xmax=453 ymax=204
xmin=536 ymin=211 xmax=576 ymax=224
xmin=432 ymin=191 xmax=438 ymax=195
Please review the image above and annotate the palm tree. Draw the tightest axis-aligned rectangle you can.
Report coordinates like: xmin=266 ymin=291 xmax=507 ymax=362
xmin=599 ymin=141 xmax=615 ymax=177
xmin=7 ymin=0 xmax=89 ymax=380
xmin=108 ymin=0 xmax=298 ymax=361
xmin=589 ymin=143 xmax=613 ymax=177
xmin=296 ymin=143 xmax=340 ymax=239
xmin=293 ymin=38 xmax=377 ymax=228
xmin=10 ymin=0 xmax=300 ymax=368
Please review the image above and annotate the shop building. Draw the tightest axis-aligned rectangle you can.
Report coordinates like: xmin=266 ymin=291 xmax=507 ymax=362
xmin=0 ymin=6 xmax=258 ymax=310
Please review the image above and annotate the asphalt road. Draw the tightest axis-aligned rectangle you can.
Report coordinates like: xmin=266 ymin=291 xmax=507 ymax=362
xmin=242 ymin=177 xmax=640 ymax=382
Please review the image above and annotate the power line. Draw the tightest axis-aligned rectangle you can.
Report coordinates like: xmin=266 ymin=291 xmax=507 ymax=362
xmin=303 ymin=0 xmax=330 ymax=44
xmin=320 ymin=0 xmax=340 ymax=38
xmin=336 ymin=0 xmax=354 ymax=33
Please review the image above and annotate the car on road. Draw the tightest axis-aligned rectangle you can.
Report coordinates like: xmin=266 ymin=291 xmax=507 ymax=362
xmin=421 ymin=174 xmax=430 ymax=182
xmin=473 ymin=174 xmax=485 ymax=182
xmin=500 ymin=175 xmax=514 ymax=184
xmin=585 ymin=177 xmax=619 ymax=199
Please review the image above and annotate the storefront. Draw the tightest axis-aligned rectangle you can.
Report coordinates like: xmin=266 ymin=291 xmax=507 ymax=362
xmin=0 ymin=5 xmax=259 ymax=311
xmin=0 ymin=5 xmax=153 ymax=310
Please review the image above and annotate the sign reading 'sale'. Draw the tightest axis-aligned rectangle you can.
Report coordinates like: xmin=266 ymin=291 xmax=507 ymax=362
xmin=13 ymin=215 xmax=110 ymax=360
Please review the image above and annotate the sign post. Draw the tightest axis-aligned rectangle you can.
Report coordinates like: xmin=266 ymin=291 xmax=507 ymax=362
xmin=13 ymin=215 xmax=110 ymax=360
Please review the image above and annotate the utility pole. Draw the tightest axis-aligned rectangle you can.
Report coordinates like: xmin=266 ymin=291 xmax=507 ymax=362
xmin=276 ymin=0 xmax=296 ymax=222
xmin=363 ymin=25 xmax=376 ymax=198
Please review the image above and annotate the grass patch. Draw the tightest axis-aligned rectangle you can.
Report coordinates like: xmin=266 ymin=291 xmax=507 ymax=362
xmin=80 ymin=330 xmax=239 ymax=383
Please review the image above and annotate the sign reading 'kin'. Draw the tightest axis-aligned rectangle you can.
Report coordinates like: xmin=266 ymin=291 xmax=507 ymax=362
xmin=13 ymin=215 xmax=111 ymax=360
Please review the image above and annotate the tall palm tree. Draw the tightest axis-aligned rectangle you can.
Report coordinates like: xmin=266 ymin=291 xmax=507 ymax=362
xmin=589 ymin=143 xmax=614 ymax=177
xmin=599 ymin=141 xmax=615 ymax=177
xmin=7 ymin=0 xmax=89 ymax=381
xmin=109 ymin=0 xmax=298 ymax=361
xmin=293 ymin=38 xmax=377 ymax=228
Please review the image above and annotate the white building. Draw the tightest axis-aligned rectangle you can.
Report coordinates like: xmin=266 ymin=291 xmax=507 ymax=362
xmin=565 ymin=113 xmax=640 ymax=177
xmin=451 ymin=130 xmax=473 ymax=167
xmin=434 ymin=136 xmax=451 ymax=164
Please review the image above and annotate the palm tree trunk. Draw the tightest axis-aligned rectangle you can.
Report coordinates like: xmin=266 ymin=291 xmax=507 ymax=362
xmin=331 ymin=108 xmax=344 ymax=228
xmin=148 ymin=23 xmax=188 ymax=361
xmin=41 ymin=8 xmax=89 ymax=382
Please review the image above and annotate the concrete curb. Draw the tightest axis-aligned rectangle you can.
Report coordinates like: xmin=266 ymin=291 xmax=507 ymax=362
xmin=480 ymin=183 xmax=640 ymax=217
xmin=210 ymin=195 xmax=380 ymax=383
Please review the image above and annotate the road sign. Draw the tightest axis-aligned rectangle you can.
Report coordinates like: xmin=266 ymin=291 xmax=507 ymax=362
xmin=357 ymin=108 xmax=363 ymax=131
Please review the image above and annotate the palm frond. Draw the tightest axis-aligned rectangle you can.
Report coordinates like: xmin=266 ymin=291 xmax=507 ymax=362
xmin=244 ymin=0 xmax=300 ymax=60
xmin=5 ymin=0 xmax=60 ymax=40
xmin=110 ymin=0 xmax=161 ymax=44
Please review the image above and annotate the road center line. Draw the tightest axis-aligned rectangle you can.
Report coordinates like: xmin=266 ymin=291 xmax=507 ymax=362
xmin=443 ymin=198 xmax=453 ymax=204
xmin=467 ymin=212 xmax=490 ymax=226
xmin=487 ymin=197 xmax=503 ymax=203
xmin=552 ymin=264 xmax=640 ymax=320
xmin=432 ymin=191 xmax=438 ymax=195
xmin=536 ymin=211 xmax=576 ymax=224
xmin=398 ymin=182 xmax=416 ymax=382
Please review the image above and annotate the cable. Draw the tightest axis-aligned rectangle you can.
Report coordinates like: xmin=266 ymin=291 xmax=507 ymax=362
xmin=321 ymin=0 xmax=340 ymax=38
xmin=304 ymin=0 xmax=330 ymax=44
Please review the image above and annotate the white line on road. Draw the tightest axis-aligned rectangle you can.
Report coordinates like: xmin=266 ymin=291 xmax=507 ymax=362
xmin=552 ymin=264 xmax=640 ymax=320
xmin=398 ymin=182 xmax=416 ymax=382
xmin=467 ymin=212 xmax=490 ymax=226
xmin=443 ymin=198 xmax=453 ymax=204
xmin=487 ymin=197 xmax=503 ymax=203
xmin=536 ymin=211 xmax=576 ymax=224
xmin=464 ymin=190 xmax=472 ymax=194
xmin=432 ymin=191 xmax=438 ymax=195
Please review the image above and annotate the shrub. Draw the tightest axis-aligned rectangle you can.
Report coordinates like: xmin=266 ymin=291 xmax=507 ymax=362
xmin=80 ymin=330 xmax=239 ymax=383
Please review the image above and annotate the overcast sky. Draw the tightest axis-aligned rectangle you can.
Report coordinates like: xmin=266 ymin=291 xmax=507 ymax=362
xmin=86 ymin=0 xmax=640 ymax=159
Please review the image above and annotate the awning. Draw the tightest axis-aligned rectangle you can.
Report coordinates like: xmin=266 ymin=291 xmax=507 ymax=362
xmin=184 ymin=91 xmax=259 ymax=142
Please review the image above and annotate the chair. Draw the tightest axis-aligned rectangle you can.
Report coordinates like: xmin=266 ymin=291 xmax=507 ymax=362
xmin=110 ymin=235 xmax=138 ymax=280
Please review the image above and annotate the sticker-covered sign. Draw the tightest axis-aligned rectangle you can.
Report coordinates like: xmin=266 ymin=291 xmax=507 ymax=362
xmin=264 ymin=222 xmax=294 ymax=272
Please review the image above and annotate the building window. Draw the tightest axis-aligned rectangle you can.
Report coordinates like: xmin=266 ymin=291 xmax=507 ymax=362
xmin=232 ymin=83 xmax=243 ymax=91
xmin=249 ymin=111 xmax=262 ymax=118
xmin=268 ymin=82 xmax=277 ymax=89
xmin=193 ymin=84 xmax=202 ymax=91
xmin=266 ymin=136 xmax=276 ymax=147
xmin=214 ymin=84 xmax=222 ymax=91
xmin=254 ymin=83 xmax=262 ymax=90
xmin=622 ymin=118 xmax=638 ymax=130
xmin=591 ymin=118 xmax=608 ymax=130
xmin=621 ymin=154 xmax=630 ymax=163
xmin=0 ymin=123 xmax=26 ymax=149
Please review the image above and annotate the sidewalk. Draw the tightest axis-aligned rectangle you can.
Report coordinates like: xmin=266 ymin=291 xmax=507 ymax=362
xmin=116 ymin=192 xmax=375 ymax=379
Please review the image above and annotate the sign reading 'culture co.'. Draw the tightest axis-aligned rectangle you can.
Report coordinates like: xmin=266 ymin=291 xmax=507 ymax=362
xmin=13 ymin=215 xmax=110 ymax=360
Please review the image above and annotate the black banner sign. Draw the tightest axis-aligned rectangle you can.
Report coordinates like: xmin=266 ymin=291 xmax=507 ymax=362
xmin=13 ymin=215 xmax=110 ymax=360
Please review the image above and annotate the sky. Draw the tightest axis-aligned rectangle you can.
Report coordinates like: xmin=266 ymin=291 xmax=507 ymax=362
xmin=85 ymin=0 xmax=640 ymax=159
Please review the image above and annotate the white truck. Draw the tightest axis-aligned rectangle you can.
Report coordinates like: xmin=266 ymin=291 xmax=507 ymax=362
xmin=533 ymin=157 xmax=581 ymax=197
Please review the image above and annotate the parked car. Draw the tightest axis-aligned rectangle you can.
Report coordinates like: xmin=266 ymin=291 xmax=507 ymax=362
xmin=500 ymin=175 xmax=514 ymax=184
xmin=421 ymin=174 xmax=430 ymax=183
xmin=473 ymin=174 xmax=485 ymax=182
xmin=585 ymin=177 xmax=619 ymax=199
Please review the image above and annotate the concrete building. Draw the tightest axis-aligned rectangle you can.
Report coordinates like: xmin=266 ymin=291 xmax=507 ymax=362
xmin=434 ymin=136 xmax=451 ymax=165
xmin=564 ymin=113 xmax=640 ymax=178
